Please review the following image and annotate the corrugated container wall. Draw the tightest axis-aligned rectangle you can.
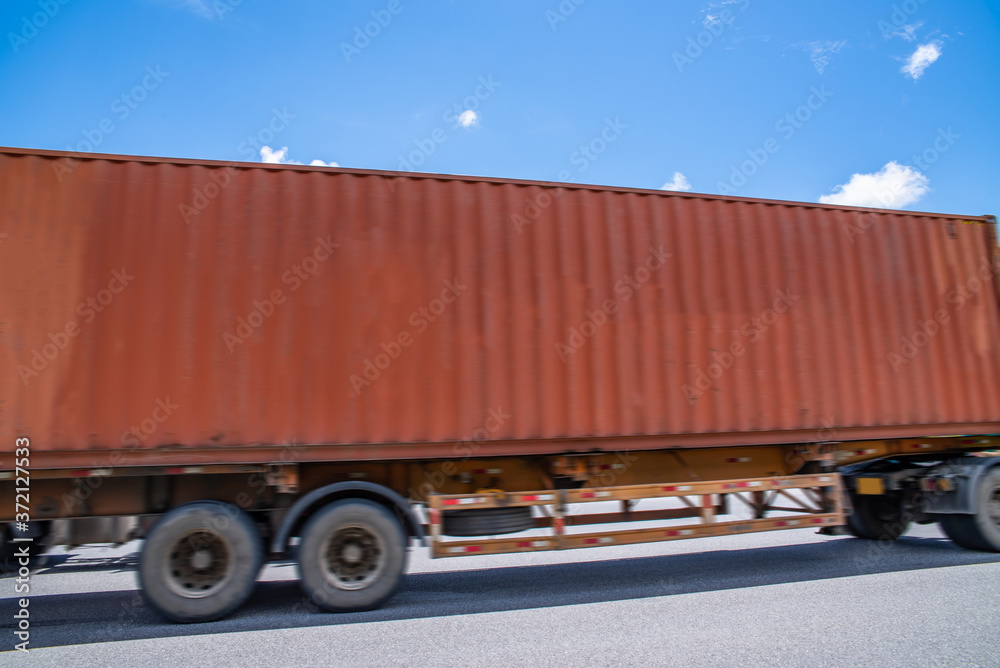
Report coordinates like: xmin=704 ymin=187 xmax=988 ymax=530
xmin=2 ymin=148 xmax=1000 ymax=468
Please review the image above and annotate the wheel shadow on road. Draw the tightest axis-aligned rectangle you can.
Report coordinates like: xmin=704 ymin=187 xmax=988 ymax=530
xmin=20 ymin=534 xmax=1000 ymax=649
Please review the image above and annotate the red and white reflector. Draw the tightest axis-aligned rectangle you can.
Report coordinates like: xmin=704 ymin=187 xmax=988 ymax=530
xmin=515 ymin=540 xmax=551 ymax=549
xmin=579 ymin=491 xmax=612 ymax=499
xmin=442 ymin=497 xmax=486 ymax=506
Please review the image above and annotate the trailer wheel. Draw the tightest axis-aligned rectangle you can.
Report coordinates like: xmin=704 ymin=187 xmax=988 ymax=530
xmin=138 ymin=502 xmax=263 ymax=623
xmin=846 ymin=495 xmax=910 ymax=541
xmin=297 ymin=499 xmax=407 ymax=612
xmin=442 ymin=506 xmax=535 ymax=536
xmin=939 ymin=469 xmax=1000 ymax=552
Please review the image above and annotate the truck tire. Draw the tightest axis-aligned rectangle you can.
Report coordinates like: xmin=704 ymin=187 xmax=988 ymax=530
xmin=846 ymin=495 xmax=910 ymax=541
xmin=138 ymin=501 xmax=263 ymax=623
xmin=939 ymin=468 xmax=1000 ymax=552
xmin=442 ymin=506 xmax=534 ymax=536
xmin=297 ymin=499 xmax=407 ymax=612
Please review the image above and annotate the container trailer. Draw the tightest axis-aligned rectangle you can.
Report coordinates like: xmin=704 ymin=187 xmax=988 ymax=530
xmin=2 ymin=147 xmax=999 ymax=621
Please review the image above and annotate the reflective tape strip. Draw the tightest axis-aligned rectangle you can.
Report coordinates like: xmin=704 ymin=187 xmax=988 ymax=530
xmin=442 ymin=497 xmax=485 ymax=506
xmin=583 ymin=537 xmax=615 ymax=545
xmin=662 ymin=485 xmax=693 ymax=492
xmin=776 ymin=520 xmax=801 ymax=527
xmin=520 ymin=494 xmax=553 ymax=502
xmin=726 ymin=457 xmax=752 ymax=463
xmin=666 ymin=529 xmax=695 ymax=537
xmin=448 ymin=545 xmax=483 ymax=553
xmin=515 ymin=540 xmax=550 ymax=548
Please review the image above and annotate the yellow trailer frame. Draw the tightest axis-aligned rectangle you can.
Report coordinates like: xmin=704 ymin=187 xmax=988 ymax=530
xmin=428 ymin=473 xmax=844 ymax=558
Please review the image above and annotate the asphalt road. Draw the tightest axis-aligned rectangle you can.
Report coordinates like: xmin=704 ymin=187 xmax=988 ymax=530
xmin=3 ymin=521 xmax=1000 ymax=667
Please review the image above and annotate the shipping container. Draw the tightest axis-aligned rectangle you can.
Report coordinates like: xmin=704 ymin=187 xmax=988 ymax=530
xmin=2 ymin=147 xmax=999 ymax=469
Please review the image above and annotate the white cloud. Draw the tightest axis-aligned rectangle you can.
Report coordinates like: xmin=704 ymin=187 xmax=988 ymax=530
xmin=901 ymin=41 xmax=942 ymax=80
xmin=259 ymin=146 xmax=338 ymax=167
xmin=701 ymin=0 xmax=747 ymax=27
xmin=818 ymin=161 xmax=929 ymax=209
xmin=260 ymin=146 xmax=291 ymax=164
xmin=660 ymin=172 xmax=692 ymax=192
xmin=458 ymin=110 xmax=479 ymax=128
xmin=804 ymin=39 xmax=846 ymax=74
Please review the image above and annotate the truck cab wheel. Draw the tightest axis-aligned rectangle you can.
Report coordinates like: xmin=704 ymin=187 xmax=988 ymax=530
xmin=296 ymin=499 xmax=407 ymax=612
xmin=138 ymin=502 xmax=263 ymax=623
xmin=939 ymin=468 xmax=1000 ymax=552
xmin=846 ymin=494 xmax=910 ymax=541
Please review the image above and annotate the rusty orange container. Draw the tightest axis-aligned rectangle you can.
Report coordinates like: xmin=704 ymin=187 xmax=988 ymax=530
xmin=2 ymin=147 xmax=999 ymax=469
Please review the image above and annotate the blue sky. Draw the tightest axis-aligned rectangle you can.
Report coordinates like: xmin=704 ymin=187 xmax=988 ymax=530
xmin=2 ymin=0 xmax=998 ymax=216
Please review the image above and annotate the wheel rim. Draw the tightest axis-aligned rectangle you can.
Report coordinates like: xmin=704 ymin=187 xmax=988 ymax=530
xmin=164 ymin=529 xmax=235 ymax=598
xmin=320 ymin=523 xmax=385 ymax=591
xmin=988 ymin=482 xmax=1000 ymax=527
